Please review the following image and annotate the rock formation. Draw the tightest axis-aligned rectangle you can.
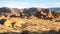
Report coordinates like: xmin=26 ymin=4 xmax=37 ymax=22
xmin=0 ymin=7 xmax=60 ymax=34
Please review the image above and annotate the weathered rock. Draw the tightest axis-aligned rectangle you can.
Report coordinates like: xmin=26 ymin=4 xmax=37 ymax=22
xmin=0 ymin=7 xmax=60 ymax=34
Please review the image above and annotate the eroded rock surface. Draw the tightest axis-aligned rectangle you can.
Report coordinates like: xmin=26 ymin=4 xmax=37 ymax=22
xmin=0 ymin=7 xmax=60 ymax=34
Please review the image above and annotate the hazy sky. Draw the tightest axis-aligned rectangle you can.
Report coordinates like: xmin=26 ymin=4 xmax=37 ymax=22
xmin=0 ymin=0 xmax=60 ymax=8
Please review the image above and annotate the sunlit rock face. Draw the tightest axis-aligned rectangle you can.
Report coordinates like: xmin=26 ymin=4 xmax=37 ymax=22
xmin=0 ymin=7 xmax=60 ymax=20
xmin=0 ymin=7 xmax=60 ymax=34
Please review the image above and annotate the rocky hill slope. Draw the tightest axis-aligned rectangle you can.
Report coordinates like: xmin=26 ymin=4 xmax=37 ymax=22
xmin=0 ymin=7 xmax=60 ymax=34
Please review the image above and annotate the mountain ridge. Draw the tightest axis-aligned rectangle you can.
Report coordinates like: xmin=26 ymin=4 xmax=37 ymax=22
xmin=0 ymin=7 xmax=60 ymax=20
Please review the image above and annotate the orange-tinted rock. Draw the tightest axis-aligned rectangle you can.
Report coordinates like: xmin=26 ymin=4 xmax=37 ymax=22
xmin=0 ymin=7 xmax=60 ymax=33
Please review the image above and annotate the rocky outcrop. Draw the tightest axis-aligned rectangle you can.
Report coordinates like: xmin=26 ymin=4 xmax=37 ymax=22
xmin=22 ymin=8 xmax=60 ymax=20
xmin=0 ymin=7 xmax=60 ymax=25
xmin=0 ymin=7 xmax=60 ymax=20
xmin=0 ymin=7 xmax=60 ymax=34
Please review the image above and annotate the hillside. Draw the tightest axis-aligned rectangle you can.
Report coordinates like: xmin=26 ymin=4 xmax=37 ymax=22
xmin=0 ymin=7 xmax=60 ymax=34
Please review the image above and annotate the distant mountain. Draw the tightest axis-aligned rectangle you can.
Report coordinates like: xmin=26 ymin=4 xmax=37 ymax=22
xmin=49 ymin=7 xmax=60 ymax=11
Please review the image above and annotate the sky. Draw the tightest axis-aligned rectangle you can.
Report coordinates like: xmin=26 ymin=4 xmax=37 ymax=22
xmin=0 ymin=0 xmax=60 ymax=8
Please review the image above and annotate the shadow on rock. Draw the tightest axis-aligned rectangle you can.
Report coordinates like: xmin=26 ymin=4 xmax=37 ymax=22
xmin=21 ymin=29 xmax=60 ymax=34
xmin=1 ymin=29 xmax=60 ymax=34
